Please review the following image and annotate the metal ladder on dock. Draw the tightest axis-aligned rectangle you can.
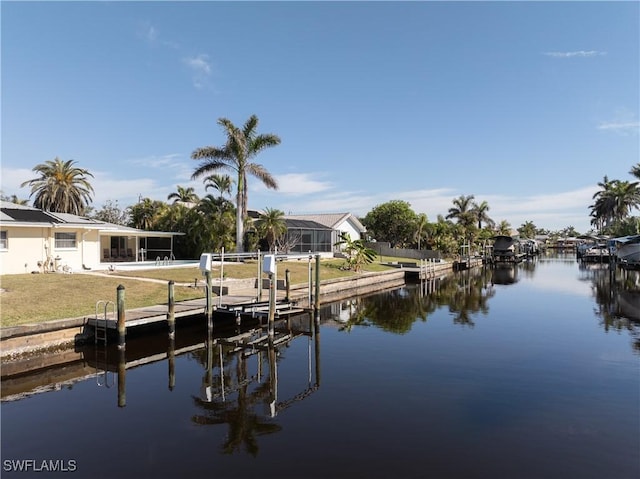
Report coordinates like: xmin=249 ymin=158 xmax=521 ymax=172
xmin=94 ymin=300 xmax=115 ymax=346
xmin=94 ymin=300 xmax=115 ymax=387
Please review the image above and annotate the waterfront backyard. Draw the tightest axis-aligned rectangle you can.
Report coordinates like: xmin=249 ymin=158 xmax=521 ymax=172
xmin=0 ymin=257 xmax=400 ymax=327
xmin=1 ymin=252 xmax=638 ymax=479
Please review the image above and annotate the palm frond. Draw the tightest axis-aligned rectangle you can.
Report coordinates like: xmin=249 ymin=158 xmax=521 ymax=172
xmin=246 ymin=164 xmax=278 ymax=190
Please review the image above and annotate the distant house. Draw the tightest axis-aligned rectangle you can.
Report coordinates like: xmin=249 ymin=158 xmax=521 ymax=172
xmin=248 ymin=211 xmax=367 ymax=255
xmin=284 ymin=213 xmax=367 ymax=254
xmin=0 ymin=201 xmax=182 ymax=275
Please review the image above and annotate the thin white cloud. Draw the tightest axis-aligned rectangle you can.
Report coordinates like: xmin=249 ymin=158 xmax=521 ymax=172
xmin=258 ymin=185 xmax=597 ymax=232
xmin=144 ymin=24 xmax=158 ymax=43
xmin=137 ymin=21 xmax=158 ymax=44
xmin=544 ymin=50 xmax=606 ymax=58
xmin=183 ymin=54 xmax=212 ymax=89
xmin=92 ymin=175 xmax=160 ymax=206
xmin=270 ymin=173 xmax=334 ymax=195
xmin=137 ymin=21 xmax=179 ymax=49
xmin=281 ymin=191 xmax=378 ymax=215
xmin=597 ymin=121 xmax=640 ymax=135
xmin=131 ymin=153 xmax=183 ymax=168
xmin=184 ymin=54 xmax=211 ymax=75
xmin=130 ymin=153 xmax=196 ymax=184
xmin=0 ymin=167 xmax=36 ymax=201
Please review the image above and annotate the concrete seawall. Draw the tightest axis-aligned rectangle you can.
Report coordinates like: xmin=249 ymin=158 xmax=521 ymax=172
xmin=0 ymin=268 xmax=433 ymax=359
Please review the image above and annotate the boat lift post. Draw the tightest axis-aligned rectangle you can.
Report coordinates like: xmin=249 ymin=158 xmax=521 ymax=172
xmin=264 ymin=253 xmax=277 ymax=338
xmin=199 ymin=254 xmax=213 ymax=329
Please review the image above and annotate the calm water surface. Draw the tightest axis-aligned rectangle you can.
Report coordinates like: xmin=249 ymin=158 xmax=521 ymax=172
xmin=2 ymin=254 xmax=639 ymax=479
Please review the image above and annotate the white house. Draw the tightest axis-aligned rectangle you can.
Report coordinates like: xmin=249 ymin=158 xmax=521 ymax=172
xmin=284 ymin=213 xmax=367 ymax=253
xmin=0 ymin=201 xmax=181 ymax=275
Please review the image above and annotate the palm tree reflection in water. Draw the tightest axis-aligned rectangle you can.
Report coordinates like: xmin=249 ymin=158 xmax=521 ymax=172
xmin=585 ymin=263 xmax=640 ymax=353
xmin=334 ymin=266 xmax=498 ymax=332
xmin=191 ymin=315 xmax=320 ymax=455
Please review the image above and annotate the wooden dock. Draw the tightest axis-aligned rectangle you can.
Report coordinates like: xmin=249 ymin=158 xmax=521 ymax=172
xmin=86 ymin=295 xmax=299 ymax=332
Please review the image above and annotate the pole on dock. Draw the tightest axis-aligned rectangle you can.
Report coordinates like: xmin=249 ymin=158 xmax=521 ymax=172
xmin=257 ymin=250 xmax=262 ymax=301
xmin=219 ymin=247 xmax=225 ymax=308
xmin=116 ymin=284 xmax=126 ymax=350
xmin=285 ymin=269 xmax=291 ymax=302
xmin=263 ymin=254 xmax=277 ymax=337
xmin=167 ymin=280 xmax=175 ymax=339
xmin=314 ymin=254 xmax=321 ymax=311
xmin=205 ymin=270 xmax=212 ymax=328
xmin=117 ymin=347 xmax=126 ymax=407
xmin=308 ymin=253 xmax=312 ymax=307
xmin=268 ymin=272 xmax=276 ymax=338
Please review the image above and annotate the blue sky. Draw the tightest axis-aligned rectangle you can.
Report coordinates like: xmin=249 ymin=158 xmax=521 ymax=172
xmin=2 ymin=1 xmax=638 ymax=233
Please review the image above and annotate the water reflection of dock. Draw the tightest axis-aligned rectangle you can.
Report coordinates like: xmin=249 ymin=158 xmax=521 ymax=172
xmin=2 ymin=310 xmax=322 ymax=423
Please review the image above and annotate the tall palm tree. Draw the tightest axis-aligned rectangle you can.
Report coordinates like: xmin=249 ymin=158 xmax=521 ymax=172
xmin=21 ymin=157 xmax=94 ymax=215
xmin=589 ymin=176 xmax=616 ymax=231
xmin=630 ymin=163 xmax=640 ymax=180
xmin=129 ymin=198 xmax=166 ymax=230
xmin=446 ymin=194 xmax=478 ymax=246
xmin=256 ymin=207 xmax=287 ymax=252
xmin=590 ymin=177 xmax=640 ymax=231
xmin=191 ymin=115 xmax=281 ymax=253
xmin=414 ymin=213 xmax=428 ymax=250
xmin=446 ymin=195 xmax=476 ymax=228
xmin=167 ymin=185 xmax=199 ymax=205
xmin=608 ymin=180 xmax=640 ymax=222
xmin=518 ymin=221 xmax=536 ymax=239
xmin=472 ymin=200 xmax=494 ymax=230
xmin=204 ymin=174 xmax=233 ymax=200
xmin=496 ymin=220 xmax=512 ymax=236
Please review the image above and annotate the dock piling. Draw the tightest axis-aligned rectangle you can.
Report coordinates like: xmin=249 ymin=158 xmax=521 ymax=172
xmin=268 ymin=272 xmax=276 ymax=337
xmin=117 ymin=284 xmax=126 ymax=350
xmin=167 ymin=280 xmax=175 ymax=339
xmin=308 ymin=254 xmax=313 ymax=306
xmin=205 ymin=270 xmax=212 ymax=328
xmin=314 ymin=254 xmax=321 ymax=311
xmin=257 ymin=250 xmax=262 ymax=301
xmin=285 ymin=269 xmax=291 ymax=302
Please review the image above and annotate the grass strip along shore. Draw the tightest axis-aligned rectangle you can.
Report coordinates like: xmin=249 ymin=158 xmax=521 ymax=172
xmin=1 ymin=258 xmax=408 ymax=327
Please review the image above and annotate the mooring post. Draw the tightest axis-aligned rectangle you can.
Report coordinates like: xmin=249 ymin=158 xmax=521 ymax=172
xmin=268 ymin=272 xmax=276 ymax=337
xmin=219 ymin=247 xmax=225 ymax=308
xmin=308 ymin=254 xmax=312 ymax=307
xmin=257 ymin=250 xmax=262 ymax=301
xmin=314 ymin=254 xmax=321 ymax=311
xmin=117 ymin=347 xmax=126 ymax=407
xmin=285 ymin=269 xmax=291 ymax=302
xmin=167 ymin=280 xmax=175 ymax=339
xmin=205 ymin=270 xmax=212 ymax=327
xmin=116 ymin=284 xmax=126 ymax=350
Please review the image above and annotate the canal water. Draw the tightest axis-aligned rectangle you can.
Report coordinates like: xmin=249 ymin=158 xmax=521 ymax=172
xmin=1 ymin=253 xmax=639 ymax=479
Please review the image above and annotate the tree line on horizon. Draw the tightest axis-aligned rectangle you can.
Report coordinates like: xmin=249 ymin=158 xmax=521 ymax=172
xmin=4 ymin=114 xmax=639 ymax=258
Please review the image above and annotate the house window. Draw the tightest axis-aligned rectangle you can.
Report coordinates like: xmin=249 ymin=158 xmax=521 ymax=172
xmin=0 ymin=231 xmax=7 ymax=250
xmin=55 ymin=232 xmax=77 ymax=249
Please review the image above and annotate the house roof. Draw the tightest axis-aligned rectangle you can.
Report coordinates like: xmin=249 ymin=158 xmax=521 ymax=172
xmin=285 ymin=219 xmax=332 ymax=230
xmin=284 ymin=213 xmax=366 ymax=232
xmin=0 ymin=201 xmax=180 ymax=237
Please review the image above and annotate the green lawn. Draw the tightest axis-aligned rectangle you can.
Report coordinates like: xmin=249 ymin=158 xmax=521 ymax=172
xmin=0 ymin=257 xmax=402 ymax=327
